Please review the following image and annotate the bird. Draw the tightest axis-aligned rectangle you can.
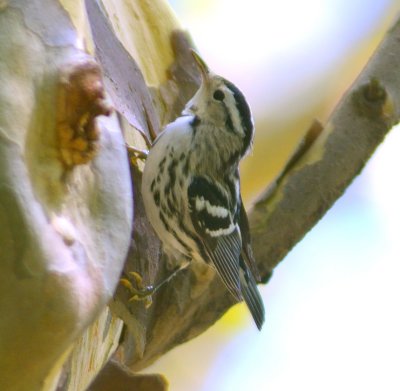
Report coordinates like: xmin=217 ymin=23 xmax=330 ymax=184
xmin=141 ymin=50 xmax=265 ymax=330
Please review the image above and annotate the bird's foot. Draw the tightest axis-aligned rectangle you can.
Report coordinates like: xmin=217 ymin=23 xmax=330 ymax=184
xmin=126 ymin=144 xmax=149 ymax=166
xmin=120 ymin=271 xmax=154 ymax=308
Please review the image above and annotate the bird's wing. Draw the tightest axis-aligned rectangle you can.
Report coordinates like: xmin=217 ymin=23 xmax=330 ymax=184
xmin=188 ymin=176 xmax=242 ymax=301
xmin=237 ymin=195 xmax=261 ymax=282
xmin=239 ymin=256 xmax=265 ymax=329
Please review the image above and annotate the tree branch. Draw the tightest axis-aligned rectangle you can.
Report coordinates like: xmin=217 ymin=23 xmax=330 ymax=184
xmin=106 ymin=5 xmax=399 ymax=374
xmin=112 ymin=14 xmax=400 ymax=370
xmin=251 ymin=45 xmax=399 ymax=278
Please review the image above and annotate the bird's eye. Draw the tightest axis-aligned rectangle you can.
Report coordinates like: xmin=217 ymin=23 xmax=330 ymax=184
xmin=213 ymin=89 xmax=225 ymax=101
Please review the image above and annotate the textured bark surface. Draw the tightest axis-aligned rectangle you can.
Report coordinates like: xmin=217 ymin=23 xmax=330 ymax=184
xmin=0 ymin=1 xmax=132 ymax=390
xmin=88 ymin=361 xmax=168 ymax=391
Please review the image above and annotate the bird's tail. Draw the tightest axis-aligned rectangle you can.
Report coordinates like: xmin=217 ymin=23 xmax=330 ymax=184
xmin=240 ymin=258 xmax=265 ymax=330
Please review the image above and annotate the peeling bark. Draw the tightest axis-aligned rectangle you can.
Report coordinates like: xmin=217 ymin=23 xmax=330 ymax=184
xmin=57 ymin=59 xmax=112 ymax=168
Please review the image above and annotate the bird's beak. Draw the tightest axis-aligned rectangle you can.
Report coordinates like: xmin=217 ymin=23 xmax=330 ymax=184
xmin=191 ymin=50 xmax=210 ymax=80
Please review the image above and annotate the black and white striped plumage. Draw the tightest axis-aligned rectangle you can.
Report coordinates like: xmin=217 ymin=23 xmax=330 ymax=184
xmin=142 ymin=51 xmax=265 ymax=329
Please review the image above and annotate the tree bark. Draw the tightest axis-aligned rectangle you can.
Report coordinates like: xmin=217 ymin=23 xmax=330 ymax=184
xmin=0 ymin=1 xmax=132 ymax=390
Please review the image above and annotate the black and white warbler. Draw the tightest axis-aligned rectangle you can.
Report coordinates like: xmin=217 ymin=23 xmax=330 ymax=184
xmin=142 ymin=51 xmax=265 ymax=329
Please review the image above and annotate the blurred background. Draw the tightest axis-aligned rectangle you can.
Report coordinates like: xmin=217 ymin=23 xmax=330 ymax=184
xmin=142 ymin=1 xmax=400 ymax=389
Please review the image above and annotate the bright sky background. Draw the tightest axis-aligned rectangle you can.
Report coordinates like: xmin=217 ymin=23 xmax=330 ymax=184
xmin=143 ymin=1 xmax=400 ymax=390
xmin=171 ymin=0 xmax=394 ymax=116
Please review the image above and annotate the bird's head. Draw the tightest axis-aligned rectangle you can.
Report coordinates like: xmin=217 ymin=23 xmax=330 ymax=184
xmin=184 ymin=50 xmax=254 ymax=157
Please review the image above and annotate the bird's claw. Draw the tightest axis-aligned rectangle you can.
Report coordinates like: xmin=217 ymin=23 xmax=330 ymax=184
xmin=126 ymin=144 xmax=148 ymax=166
xmin=120 ymin=272 xmax=154 ymax=308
